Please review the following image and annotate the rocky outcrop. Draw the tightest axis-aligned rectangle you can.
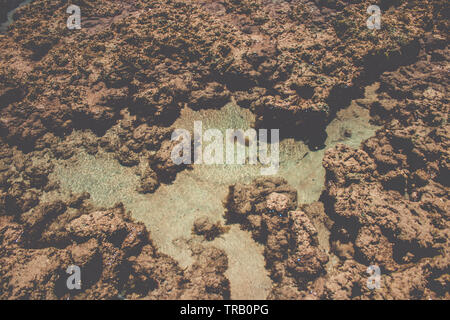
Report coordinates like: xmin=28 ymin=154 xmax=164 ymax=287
xmin=225 ymin=178 xmax=328 ymax=298
xmin=0 ymin=199 xmax=231 ymax=299
xmin=0 ymin=0 xmax=448 ymax=300
xmin=0 ymin=0 xmax=439 ymax=152
xmin=192 ymin=217 xmax=227 ymax=241
xmin=320 ymin=40 xmax=449 ymax=299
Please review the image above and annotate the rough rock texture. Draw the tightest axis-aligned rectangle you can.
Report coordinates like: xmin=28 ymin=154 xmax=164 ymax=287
xmin=0 ymin=199 xmax=230 ymax=299
xmin=0 ymin=0 xmax=448 ymax=299
xmin=225 ymin=178 xmax=329 ymax=298
xmin=0 ymin=0 xmax=439 ymax=152
xmin=192 ymin=217 xmax=227 ymax=241
xmin=319 ymin=37 xmax=449 ymax=298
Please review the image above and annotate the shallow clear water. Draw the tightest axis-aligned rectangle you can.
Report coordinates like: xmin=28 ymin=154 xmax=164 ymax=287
xmin=0 ymin=0 xmax=32 ymax=33
xmin=52 ymin=86 xmax=380 ymax=299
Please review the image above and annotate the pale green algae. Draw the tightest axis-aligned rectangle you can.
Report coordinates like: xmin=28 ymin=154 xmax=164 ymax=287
xmin=53 ymin=86 xmax=380 ymax=299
